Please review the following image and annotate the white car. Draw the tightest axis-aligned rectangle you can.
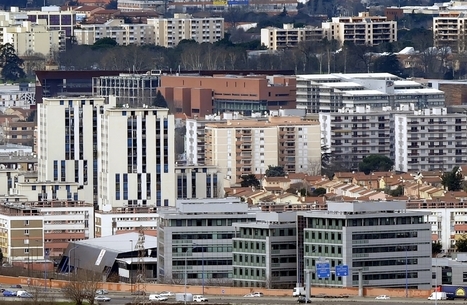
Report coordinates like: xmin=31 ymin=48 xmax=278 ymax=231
xmin=375 ymin=295 xmax=390 ymax=300
xmin=244 ymin=292 xmax=263 ymax=297
xmin=193 ymin=295 xmax=208 ymax=302
xmin=94 ymin=295 xmax=111 ymax=302
xmin=96 ymin=289 xmax=108 ymax=295
xmin=158 ymin=291 xmax=174 ymax=297
xmin=149 ymin=294 xmax=168 ymax=301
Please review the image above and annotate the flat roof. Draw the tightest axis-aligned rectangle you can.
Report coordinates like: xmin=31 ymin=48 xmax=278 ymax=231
xmin=77 ymin=232 xmax=157 ymax=253
xmin=342 ymin=89 xmax=389 ymax=96
xmin=394 ymin=88 xmax=444 ymax=94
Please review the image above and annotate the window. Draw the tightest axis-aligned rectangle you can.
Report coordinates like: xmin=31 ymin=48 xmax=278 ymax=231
xmin=463 ymin=272 xmax=467 ymax=283
xmin=24 ymin=230 xmax=29 ymax=235
xmin=24 ymin=220 xmax=29 ymax=226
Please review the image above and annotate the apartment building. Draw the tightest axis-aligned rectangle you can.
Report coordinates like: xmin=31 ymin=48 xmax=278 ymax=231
xmin=159 ymin=74 xmax=296 ymax=116
xmin=95 ymin=206 xmax=158 ymax=237
xmin=205 ymin=116 xmax=320 ymax=184
xmin=37 ymin=97 xmax=107 ymax=207
xmin=147 ymin=14 xmax=224 ymax=47
xmin=175 ymin=164 xmax=223 ymax=199
xmin=117 ymin=0 xmax=164 ymax=12
xmin=74 ymin=19 xmax=155 ymax=45
xmin=156 ymin=198 xmax=256 ymax=284
xmin=434 ymin=12 xmax=467 ymax=53
xmin=322 ymin=12 xmax=397 ymax=46
xmin=0 ymin=83 xmax=35 ymax=108
xmin=0 ymin=20 xmax=64 ymax=56
xmin=185 ymin=117 xmax=212 ymax=166
xmin=92 ymin=72 xmax=161 ymax=107
xmin=232 ymin=212 xmax=297 ymax=289
xmin=26 ymin=6 xmax=76 ymax=38
xmin=97 ymin=106 xmax=175 ymax=209
xmin=2 ymin=121 xmax=35 ymax=147
xmin=261 ymin=24 xmax=324 ymax=51
xmin=298 ymin=201 xmax=431 ymax=289
xmin=394 ymin=108 xmax=467 ymax=172
xmin=296 ymin=73 xmax=445 ymax=113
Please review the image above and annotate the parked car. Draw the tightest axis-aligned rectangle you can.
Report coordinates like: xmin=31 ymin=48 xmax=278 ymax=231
xmin=3 ymin=290 xmax=16 ymax=297
xmin=193 ymin=295 xmax=208 ymax=302
xmin=158 ymin=291 xmax=174 ymax=298
xmin=149 ymin=294 xmax=168 ymax=301
xmin=375 ymin=295 xmax=390 ymax=300
xmin=244 ymin=292 xmax=263 ymax=297
xmin=10 ymin=285 xmax=21 ymax=289
xmin=96 ymin=289 xmax=108 ymax=295
xmin=94 ymin=295 xmax=111 ymax=302
xmin=18 ymin=292 xmax=33 ymax=299
xmin=297 ymin=296 xmax=312 ymax=303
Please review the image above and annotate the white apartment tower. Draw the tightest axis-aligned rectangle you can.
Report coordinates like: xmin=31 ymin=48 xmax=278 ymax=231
xmin=433 ymin=12 xmax=467 ymax=53
xmin=37 ymin=97 xmax=107 ymax=207
xmin=98 ymin=106 xmax=175 ymax=209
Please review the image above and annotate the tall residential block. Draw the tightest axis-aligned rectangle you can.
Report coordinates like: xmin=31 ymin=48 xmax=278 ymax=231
xmin=26 ymin=6 xmax=76 ymax=38
xmin=298 ymin=201 xmax=431 ymax=289
xmin=175 ymin=164 xmax=223 ymax=199
xmin=261 ymin=24 xmax=324 ymax=51
xmin=434 ymin=12 xmax=467 ymax=53
xmin=98 ymin=106 xmax=175 ymax=209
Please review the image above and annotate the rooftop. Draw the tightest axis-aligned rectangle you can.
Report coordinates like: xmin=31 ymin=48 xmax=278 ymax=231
xmin=76 ymin=232 xmax=157 ymax=253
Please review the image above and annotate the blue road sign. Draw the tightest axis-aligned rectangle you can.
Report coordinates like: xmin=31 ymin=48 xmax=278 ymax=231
xmin=335 ymin=265 xmax=349 ymax=277
xmin=316 ymin=262 xmax=330 ymax=278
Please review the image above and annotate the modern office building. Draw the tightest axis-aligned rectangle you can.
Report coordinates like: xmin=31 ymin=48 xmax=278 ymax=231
xmin=117 ymin=0 xmax=164 ymax=12
xmin=434 ymin=12 xmax=467 ymax=53
xmin=92 ymin=72 xmax=161 ymax=107
xmin=158 ymin=74 xmax=296 ymax=116
xmin=298 ymin=201 xmax=431 ymax=289
xmin=147 ymin=14 xmax=224 ymax=47
xmin=156 ymin=198 xmax=256 ymax=285
xmin=95 ymin=206 xmax=158 ymax=237
xmin=261 ymin=24 xmax=324 ymax=51
xmin=26 ymin=6 xmax=76 ymax=38
xmin=296 ymin=73 xmax=445 ymax=113
xmin=37 ymin=96 xmax=107 ymax=207
xmin=322 ymin=12 xmax=397 ymax=46
xmin=74 ymin=19 xmax=155 ymax=45
xmin=394 ymin=108 xmax=467 ymax=172
xmin=232 ymin=211 xmax=297 ymax=288
xmin=97 ymin=105 xmax=175 ymax=209
xmin=175 ymin=164 xmax=223 ymax=199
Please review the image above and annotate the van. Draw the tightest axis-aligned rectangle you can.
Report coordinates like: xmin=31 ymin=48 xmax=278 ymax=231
xmin=428 ymin=292 xmax=447 ymax=300
xmin=293 ymin=287 xmax=306 ymax=297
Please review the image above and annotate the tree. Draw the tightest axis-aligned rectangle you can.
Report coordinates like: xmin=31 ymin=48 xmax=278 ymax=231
xmin=432 ymin=241 xmax=442 ymax=257
xmin=358 ymin=155 xmax=394 ymax=175
xmin=312 ymin=187 xmax=326 ymax=197
xmin=153 ymin=90 xmax=168 ymax=108
xmin=240 ymin=174 xmax=260 ymax=188
xmin=265 ymin=165 xmax=286 ymax=177
xmin=387 ymin=185 xmax=404 ymax=197
xmin=0 ymin=43 xmax=25 ymax=82
xmin=373 ymin=54 xmax=405 ymax=77
xmin=92 ymin=37 xmax=117 ymax=50
xmin=441 ymin=166 xmax=463 ymax=191
xmin=456 ymin=234 xmax=467 ymax=252
xmin=62 ymin=269 xmax=101 ymax=305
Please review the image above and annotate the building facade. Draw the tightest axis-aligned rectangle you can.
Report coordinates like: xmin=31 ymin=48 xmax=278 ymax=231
xmin=298 ymin=201 xmax=431 ymax=289
xmin=433 ymin=12 xmax=467 ymax=53
xmin=95 ymin=206 xmax=158 ymax=237
xmin=26 ymin=6 xmax=76 ymax=38
xmin=175 ymin=164 xmax=223 ymax=199
xmin=156 ymin=198 xmax=256 ymax=285
xmin=232 ymin=211 xmax=297 ymax=289
xmin=260 ymin=24 xmax=324 ymax=51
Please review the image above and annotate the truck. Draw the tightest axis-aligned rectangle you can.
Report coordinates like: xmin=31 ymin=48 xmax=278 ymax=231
xmin=438 ymin=285 xmax=467 ymax=299
xmin=293 ymin=287 xmax=306 ymax=297
xmin=175 ymin=293 xmax=193 ymax=302
xmin=428 ymin=292 xmax=447 ymax=300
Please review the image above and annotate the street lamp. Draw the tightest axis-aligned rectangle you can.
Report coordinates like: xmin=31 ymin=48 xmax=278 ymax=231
xmin=67 ymin=245 xmax=79 ymax=276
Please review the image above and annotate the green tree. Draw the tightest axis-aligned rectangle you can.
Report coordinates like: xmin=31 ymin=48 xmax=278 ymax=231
xmin=388 ymin=185 xmax=404 ymax=197
xmin=456 ymin=234 xmax=467 ymax=252
xmin=240 ymin=174 xmax=260 ymax=188
xmin=432 ymin=241 xmax=442 ymax=257
xmin=0 ymin=43 xmax=25 ymax=82
xmin=153 ymin=90 xmax=168 ymax=108
xmin=265 ymin=165 xmax=286 ymax=177
xmin=312 ymin=187 xmax=326 ymax=197
xmin=373 ymin=54 xmax=405 ymax=77
xmin=441 ymin=166 xmax=464 ymax=191
xmin=358 ymin=155 xmax=394 ymax=175
xmin=91 ymin=37 xmax=117 ymax=49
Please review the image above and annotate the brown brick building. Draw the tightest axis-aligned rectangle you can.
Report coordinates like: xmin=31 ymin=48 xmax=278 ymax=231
xmin=158 ymin=74 xmax=296 ymax=116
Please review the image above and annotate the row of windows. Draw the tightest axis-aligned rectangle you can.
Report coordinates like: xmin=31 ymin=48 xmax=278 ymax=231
xmin=352 ymin=231 xmax=418 ymax=240
xmin=172 ymin=233 xmax=234 ymax=240
xmin=352 ymin=258 xmax=418 ymax=267
xmin=352 ymin=245 xmax=418 ymax=254
xmin=306 ymin=231 xmax=342 ymax=241
xmin=353 ymin=272 xmax=420 ymax=281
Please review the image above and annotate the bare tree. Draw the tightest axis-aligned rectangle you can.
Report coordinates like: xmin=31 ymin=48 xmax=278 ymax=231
xmin=306 ymin=158 xmax=322 ymax=176
xmin=62 ymin=269 xmax=101 ymax=305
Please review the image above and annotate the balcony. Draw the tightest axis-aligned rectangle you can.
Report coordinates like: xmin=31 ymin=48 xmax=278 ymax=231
xmin=428 ymin=137 xmax=446 ymax=140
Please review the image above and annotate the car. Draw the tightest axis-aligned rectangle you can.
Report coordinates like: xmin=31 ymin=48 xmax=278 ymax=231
xmin=375 ymin=295 xmax=390 ymax=300
xmin=149 ymin=294 xmax=168 ymax=301
xmin=96 ymin=289 xmax=108 ymax=295
xmin=94 ymin=295 xmax=111 ymax=302
xmin=244 ymin=292 xmax=263 ymax=298
xmin=18 ymin=293 xmax=33 ymax=299
xmin=3 ymin=290 xmax=16 ymax=297
xmin=10 ymin=285 xmax=21 ymax=289
xmin=297 ymin=296 xmax=312 ymax=303
xmin=158 ymin=291 xmax=174 ymax=297
xmin=193 ymin=295 xmax=208 ymax=302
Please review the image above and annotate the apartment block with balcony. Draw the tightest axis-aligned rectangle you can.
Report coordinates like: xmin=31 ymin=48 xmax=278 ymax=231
xmin=394 ymin=108 xmax=467 ymax=172
xmin=147 ymin=14 xmax=224 ymax=47
xmin=261 ymin=23 xmax=324 ymax=51
xmin=74 ymin=19 xmax=155 ymax=45
xmin=298 ymin=201 xmax=431 ymax=289
xmin=2 ymin=121 xmax=35 ymax=147
xmin=322 ymin=12 xmax=397 ymax=46
xmin=232 ymin=212 xmax=297 ymax=289
xmin=156 ymin=198 xmax=256 ymax=285
xmin=95 ymin=206 xmax=158 ymax=237
xmin=433 ymin=12 xmax=467 ymax=53
xmin=26 ymin=6 xmax=76 ymax=38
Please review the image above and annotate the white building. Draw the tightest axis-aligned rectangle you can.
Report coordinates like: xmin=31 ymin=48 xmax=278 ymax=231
xmin=74 ymin=19 xmax=154 ymax=45
xmin=147 ymin=14 xmax=224 ymax=47
xmin=260 ymin=23 xmax=324 ymax=51
xmin=95 ymin=207 xmax=158 ymax=237
xmin=0 ymin=83 xmax=35 ymax=110
xmin=117 ymin=0 xmax=164 ymax=12
xmin=98 ymin=106 xmax=175 ymax=209
xmin=394 ymin=108 xmax=467 ymax=172
xmin=26 ymin=6 xmax=76 ymax=38
xmin=434 ymin=12 xmax=467 ymax=53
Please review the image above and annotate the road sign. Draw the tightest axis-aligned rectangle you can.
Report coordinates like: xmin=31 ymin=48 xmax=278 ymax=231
xmin=316 ymin=262 xmax=330 ymax=278
xmin=335 ymin=265 xmax=349 ymax=277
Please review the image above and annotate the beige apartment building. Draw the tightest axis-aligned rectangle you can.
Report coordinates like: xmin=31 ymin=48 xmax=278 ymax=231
xmin=74 ymin=19 xmax=154 ymax=45
xmin=261 ymin=23 xmax=324 ymax=51
xmin=433 ymin=12 xmax=467 ymax=53
xmin=148 ymin=14 xmax=224 ymax=47
xmin=205 ymin=117 xmax=320 ymax=185
xmin=322 ymin=12 xmax=397 ymax=46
